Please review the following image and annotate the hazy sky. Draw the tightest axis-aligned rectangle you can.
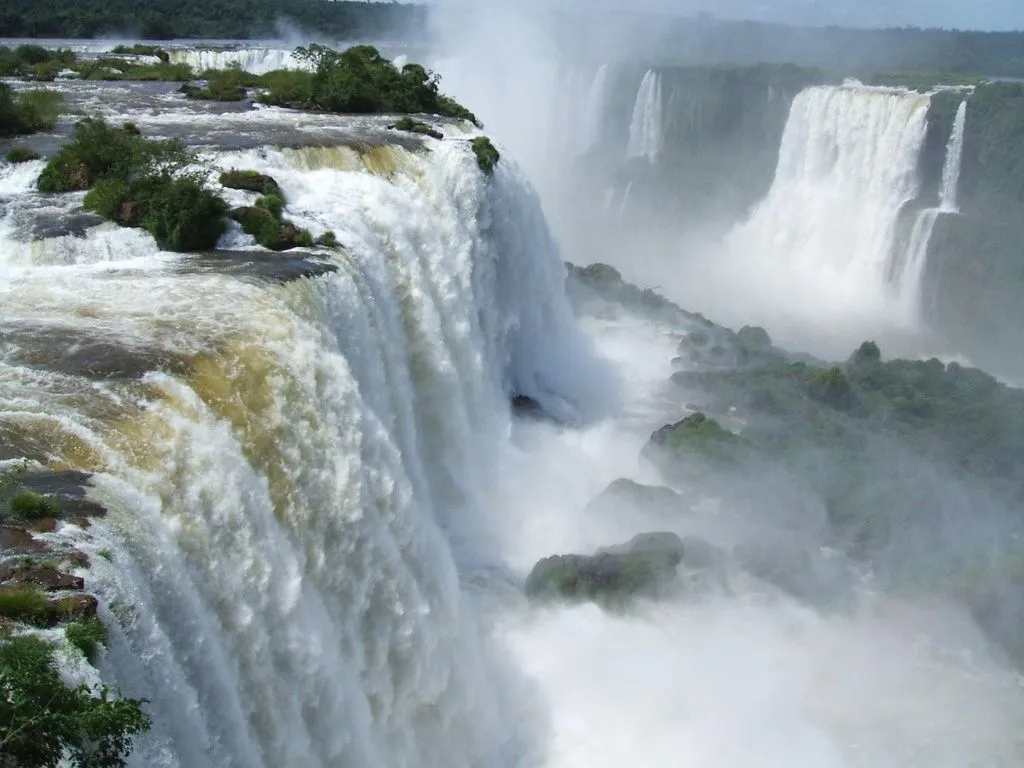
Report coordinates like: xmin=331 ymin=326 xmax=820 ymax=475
xmin=471 ymin=0 xmax=1023 ymax=31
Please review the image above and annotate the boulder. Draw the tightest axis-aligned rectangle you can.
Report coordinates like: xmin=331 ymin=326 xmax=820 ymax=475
xmin=50 ymin=594 xmax=97 ymax=621
xmin=583 ymin=478 xmax=686 ymax=520
xmin=734 ymin=540 xmax=854 ymax=609
xmin=116 ymin=200 xmax=148 ymax=227
xmin=5 ymin=566 xmax=84 ymax=592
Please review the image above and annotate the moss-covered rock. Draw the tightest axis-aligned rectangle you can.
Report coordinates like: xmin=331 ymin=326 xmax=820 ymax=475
xmin=219 ymin=169 xmax=280 ymax=196
xmin=583 ymin=478 xmax=688 ymax=520
xmin=524 ymin=532 xmax=687 ymax=604
xmin=470 ymin=136 xmax=500 ymax=176
xmin=391 ymin=116 xmax=443 ymax=140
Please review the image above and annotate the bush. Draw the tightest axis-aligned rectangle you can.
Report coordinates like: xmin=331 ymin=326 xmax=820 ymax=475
xmin=470 ymin=136 xmax=500 ymax=176
xmin=295 ymin=228 xmax=314 ymax=248
xmin=392 ymin=116 xmax=443 ymax=139
xmin=258 ymin=44 xmax=480 ymax=125
xmin=139 ymin=174 xmax=228 ymax=251
xmin=66 ymin=616 xmax=108 ymax=662
xmin=9 ymin=490 xmax=58 ymax=520
xmin=38 ymin=118 xmax=191 ymax=193
xmin=4 ymin=146 xmax=41 ymax=163
xmin=0 ymin=634 xmax=150 ymax=767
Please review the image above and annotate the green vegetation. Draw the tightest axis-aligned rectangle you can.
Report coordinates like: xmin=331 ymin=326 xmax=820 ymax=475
xmin=110 ymin=44 xmax=170 ymax=62
xmin=315 ymin=230 xmax=338 ymax=248
xmin=222 ymin=172 xmax=316 ymax=251
xmin=0 ymin=0 xmax=426 ymax=41
xmin=75 ymin=58 xmax=195 ymax=83
xmin=66 ymin=616 xmax=108 ymax=661
xmin=0 ymin=634 xmax=149 ymax=767
xmin=40 ymin=119 xmax=227 ymax=252
xmin=8 ymin=491 xmax=59 ymax=520
xmin=0 ymin=44 xmax=75 ymax=79
xmin=258 ymin=44 xmax=480 ymax=125
xmin=0 ymin=84 xmax=62 ymax=137
xmin=0 ymin=588 xmax=50 ymax=625
xmin=860 ymin=70 xmax=983 ymax=91
xmin=4 ymin=147 xmax=41 ymax=164
xmin=181 ymin=69 xmax=251 ymax=101
xmin=470 ymin=136 xmax=500 ymax=176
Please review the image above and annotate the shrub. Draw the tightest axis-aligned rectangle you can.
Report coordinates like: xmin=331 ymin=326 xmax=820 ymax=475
xmin=4 ymin=146 xmax=41 ymax=163
xmin=316 ymin=230 xmax=338 ymax=248
xmin=9 ymin=490 xmax=58 ymax=520
xmin=110 ymin=44 xmax=170 ymax=63
xmin=138 ymin=174 xmax=228 ymax=252
xmin=255 ymin=192 xmax=284 ymax=219
xmin=470 ymin=136 xmax=500 ymax=176
xmin=0 ymin=634 xmax=150 ymax=767
xmin=66 ymin=616 xmax=108 ymax=662
xmin=295 ymin=228 xmax=314 ymax=248
xmin=392 ymin=116 xmax=443 ymax=139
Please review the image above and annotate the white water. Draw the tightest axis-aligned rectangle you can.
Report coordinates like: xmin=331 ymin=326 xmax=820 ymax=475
xmin=627 ymin=70 xmax=663 ymax=162
xmin=896 ymin=99 xmax=969 ymax=319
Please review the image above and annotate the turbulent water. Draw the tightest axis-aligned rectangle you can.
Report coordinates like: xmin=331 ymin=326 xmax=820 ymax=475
xmin=3 ymin=43 xmax=1024 ymax=768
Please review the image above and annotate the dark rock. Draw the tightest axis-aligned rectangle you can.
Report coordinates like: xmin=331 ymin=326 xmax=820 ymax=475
xmin=511 ymin=395 xmax=545 ymax=418
xmin=180 ymin=250 xmax=338 ymax=284
xmin=734 ymin=540 xmax=854 ymax=609
xmin=116 ymin=200 xmax=148 ymax=227
xmin=0 ymin=527 xmax=46 ymax=553
xmin=69 ymin=517 xmax=91 ymax=529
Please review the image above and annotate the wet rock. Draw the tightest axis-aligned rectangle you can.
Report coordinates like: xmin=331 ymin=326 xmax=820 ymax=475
xmin=1 ymin=323 xmax=191 ymax=381
xmin=6 ymin=566 xmax=84 ymax=592
xmin=70 ymin=517 xmax=91 ymax=529
xmin=511 ymin=395 xmax=545 ymax=418
xmin=734 ymin=540 xmax=854 ymax=609
xmin=219 ymin=170 xmax=280 ymax=195
xmin=181 ymin=250 xmax=338 ymax=284
xmin=0 ymin=527 xmax=46 ymax=553
xmin=50 ymin=594 xmax=98 ymax=621
xmin=26 ymin=517 xmax=57 ymax=533
xmin=116 ymin=200 xmax=148 ymax=227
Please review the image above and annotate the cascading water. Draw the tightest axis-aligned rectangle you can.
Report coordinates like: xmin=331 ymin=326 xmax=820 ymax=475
xmin=0 ymin=119 xmax=598 ymax=766
xmin=579 ymin=64 xmax=609 ymax=154
xmin=168 ymin=47 xmax=307 ymax=74
xmin=626 ymin=70 xmax=663 ymax=162
xmin=895 ymin=98 xmax=969 ymax=319
xmin=706 ymin=84 xmax=932 ymax=349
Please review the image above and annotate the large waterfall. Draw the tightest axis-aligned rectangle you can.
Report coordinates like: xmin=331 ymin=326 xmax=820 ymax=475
xmin=0 ymin=114 xmax=594 ymax=766
xmin=168 ymin=47 xmax=307 ymax=74
xmin=713 ymin=84 xmax=932 ymax=345
xmin=626 ymin=70 xmax=663 ymax=162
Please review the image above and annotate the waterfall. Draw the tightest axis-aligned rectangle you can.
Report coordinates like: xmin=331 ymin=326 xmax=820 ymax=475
xmin=627 ymin=70 xmax=663 ymax=162
xmin=0 ymin=139 xmax=593 ymax=767
xmin=168 ymin=47 xmax=307 ymax=74
xmin=725 ymin=85 xmax=931 ymax=325
xmin=939 ymin=99 xmax=968 ymax=213
xmin=579 ymin=64 xmax=609 ymax=153
xmin=896 ymin=99 xmax=969 ymax=318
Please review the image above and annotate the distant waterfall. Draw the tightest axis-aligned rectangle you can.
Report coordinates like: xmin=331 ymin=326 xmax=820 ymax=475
xmin=626 ymin=70 xmax=663 ymax=162
xmin=579 ymin=64 xmax=609 ymax=153
xmin=727 ymin=84 xmax=931 ymax=321
xmin=896 ymin=99 xmax=969 ymax=317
